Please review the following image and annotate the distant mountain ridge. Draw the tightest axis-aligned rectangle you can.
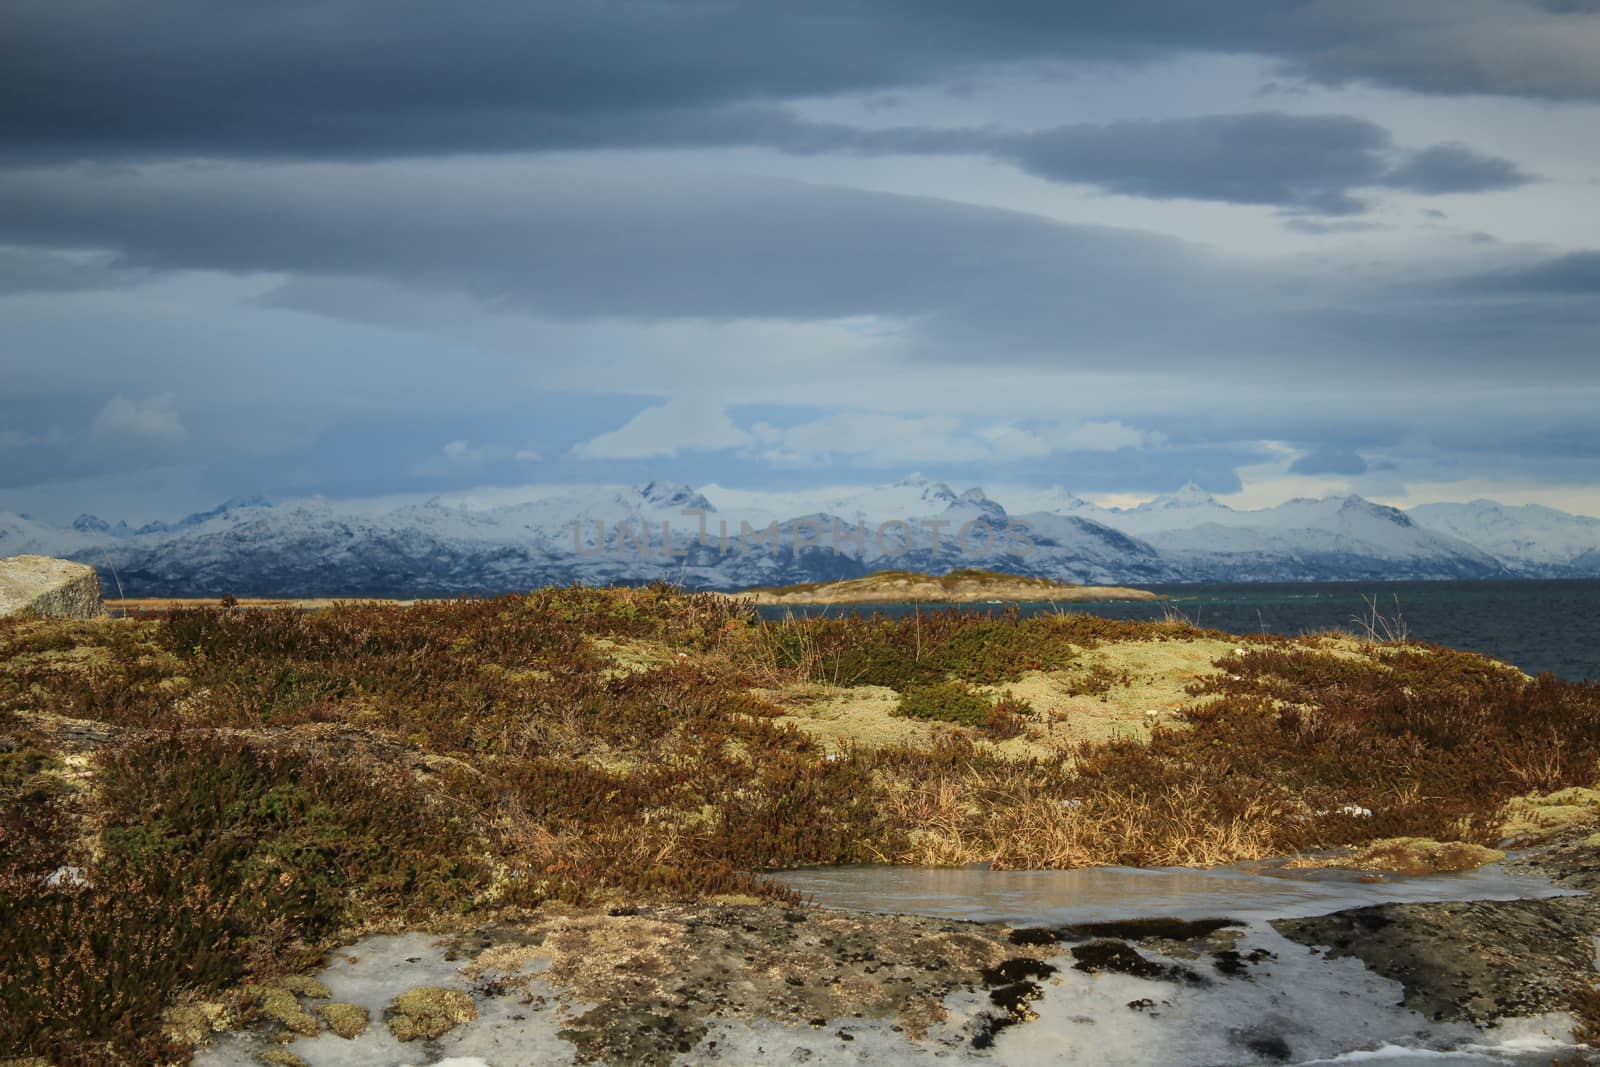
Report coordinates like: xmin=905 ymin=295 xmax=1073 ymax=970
xmin=3 ymin=476 xmax=1597 ymax=597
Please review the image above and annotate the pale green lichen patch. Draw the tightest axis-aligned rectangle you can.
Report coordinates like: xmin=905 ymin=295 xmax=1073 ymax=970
xmin=1500 ymin=786 xmax=1600 ymax=843
xmin=385 ymin=986 xmax=477 ymax=1041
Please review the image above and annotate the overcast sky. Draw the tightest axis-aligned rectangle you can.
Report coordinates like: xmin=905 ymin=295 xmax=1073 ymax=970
xmin=3 ymin=1 xmax=1599 ymax=523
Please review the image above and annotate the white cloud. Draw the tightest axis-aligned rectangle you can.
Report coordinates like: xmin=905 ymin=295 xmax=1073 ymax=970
xmin=771 ymin=413 xmax=990 ymax=465
xmin=92 ymin=393 xmax=185 ymax=443
xmin=514 ymin=448 xmax=542 ymax=463
xmin=571 ymin=397 xmax=751 ymax=460
xmin=1057 ymin=420 xmax=1165 ymax=452
xmin=571 ymin=407 xmax=1169 ymax=467
xmin=761 ymin=413 xmax=1165 ymax=466
xmin=443 ymin=439 xmax=485 ymax=463
xmin=980 ymin=423 xmax=1054 ymax=459
xmin=980 ymin=419 xmax=1162 ymax=458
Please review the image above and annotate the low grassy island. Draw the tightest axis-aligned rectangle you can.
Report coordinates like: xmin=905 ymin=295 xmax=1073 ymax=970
xmin=742 ymin=567 xmax=1161 ymax=605
xmin=5 ymin=585 xmax=1600 ymax=1063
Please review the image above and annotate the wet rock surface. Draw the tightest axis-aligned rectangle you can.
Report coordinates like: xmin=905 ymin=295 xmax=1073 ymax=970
xmin=1069 ymin=939 xmax=1209 ymax=985
xmin=1275 ymin=832 xmax=1600 ymax=1025
xmin=1062 ymin=917 xmax=1241 ymax=942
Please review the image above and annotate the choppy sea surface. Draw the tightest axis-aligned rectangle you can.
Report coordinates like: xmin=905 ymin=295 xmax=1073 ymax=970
xmin=755 ymin=578 xmax=1600 ymax=681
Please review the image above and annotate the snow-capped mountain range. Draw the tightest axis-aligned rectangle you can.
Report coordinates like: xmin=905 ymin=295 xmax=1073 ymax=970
xmin=4 ymin=477 xmax=1598 ymax=597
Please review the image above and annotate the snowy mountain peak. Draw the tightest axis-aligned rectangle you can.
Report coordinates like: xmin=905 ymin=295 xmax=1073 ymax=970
xmin=1137 ymin=482 xmax=1221 ymax=512
xmin=953 ymin=488 xmax=1006 ymax=520
xmin=639 ymin=480 xmax=715 ymax=512
xmin=1340 ymin=496 xmax=1414 ymax=526
xmin=153 ymin=496 xmax=274 ymax=534
xmin=1170 ymin=482 xmax=1215 ymax=504
xmin=13 ymin=479 xmax=1600 ymax=594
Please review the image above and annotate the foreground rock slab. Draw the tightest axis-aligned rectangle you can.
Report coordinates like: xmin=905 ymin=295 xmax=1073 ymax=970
xmin=0 ymin=555 xmax=104 ymax=619
xmin=1275 ymin=831 xmax=1600 ymax=1026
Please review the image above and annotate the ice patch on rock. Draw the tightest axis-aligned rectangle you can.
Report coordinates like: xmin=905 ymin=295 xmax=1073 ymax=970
xmin=193 ymin=933 xmax=586 ymax=1067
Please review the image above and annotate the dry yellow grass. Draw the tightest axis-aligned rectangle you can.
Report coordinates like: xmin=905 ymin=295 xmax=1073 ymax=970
xmin=877 ymin=772 xmax=1291 ymax=869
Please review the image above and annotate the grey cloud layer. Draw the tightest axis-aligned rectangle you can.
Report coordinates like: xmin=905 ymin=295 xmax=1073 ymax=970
xmin=2 ymin=1 xmax=1598 ymax=167
xmin=735 ymin=110 xmax=1531 ymax=214
xmin=0 ymin=162 xmax=1590 ymax=382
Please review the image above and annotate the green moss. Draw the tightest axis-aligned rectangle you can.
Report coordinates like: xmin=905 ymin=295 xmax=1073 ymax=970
xmin=896 ymin=681 xmax=994 ymax=726
xmin=0 ymin=749 xmax=60 ymax=788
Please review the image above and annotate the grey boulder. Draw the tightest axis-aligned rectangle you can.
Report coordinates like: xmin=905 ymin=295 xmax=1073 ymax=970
xmin=0 ymin=555 xmax=105 ymax=619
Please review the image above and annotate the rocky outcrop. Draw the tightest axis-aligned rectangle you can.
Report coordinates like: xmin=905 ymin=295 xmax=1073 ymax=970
xmin=0 ymin=555 xmax=104 ymax=619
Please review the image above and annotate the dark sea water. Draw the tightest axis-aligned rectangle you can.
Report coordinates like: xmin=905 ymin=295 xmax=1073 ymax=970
xmin=754 ymin=578 xmax=1600 ymax=681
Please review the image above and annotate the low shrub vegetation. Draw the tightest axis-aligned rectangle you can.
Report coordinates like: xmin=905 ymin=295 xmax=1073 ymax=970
xmin=2 ymin=585 xmax=1599 ymax=1062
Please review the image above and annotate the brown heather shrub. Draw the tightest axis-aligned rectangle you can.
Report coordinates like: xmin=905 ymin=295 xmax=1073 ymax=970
xmin=0 ymin=863 xmax=238 ymax=1065
xmin=985 ymin=692 xmax=1036 ymax=741
xmin=95 ymin=733 xmax=491 ymax=938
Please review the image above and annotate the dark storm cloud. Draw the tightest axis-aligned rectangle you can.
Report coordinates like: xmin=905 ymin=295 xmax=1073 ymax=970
xmin=1008 ymin=114 xmax=1385 ymax=215
xmin=0 ymin=164 xmax=1220 ymax=324
xmin=0 ymin=246 xmax=143 ymax=294
xmin=1 ymin=1 xmax=1597 ymax=165
xmin=0 ymin=162 xmax=1592 ymax=385
xmin=1465 ymin=251 xmax=1600 ymax=293
xmin=511 ymin=108 xmax=1529 ymax=214
xmin=609 ymin=111 xmax=1532 ymax=213
xmin=1380 ymin=144 xmax=1535 ymax=194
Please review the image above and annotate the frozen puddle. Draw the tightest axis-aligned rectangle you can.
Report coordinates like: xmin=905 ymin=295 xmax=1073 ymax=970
xmin=771 ymin=859 xmax=1577 ymax=926
xmin=195 ymin=863 xmax=1591 ymax=1066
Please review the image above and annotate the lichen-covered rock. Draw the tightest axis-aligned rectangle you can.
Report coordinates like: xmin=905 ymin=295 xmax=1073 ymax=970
xmin=257 ymin=986 xmax=320 ymax=1037
xmin=162 ymin=1001 xmax=234 ymax=1046
xmin=385 ymin=986 xmax=477 ymax=1041
xmin=0 ymin=555 xmax=103 ymax=619
xmin=317 ymin=1001 xmax=370 ymax=1039
xmin=272 ymin=975 xmax=331 ymax=1000
xmin=257 ymin=1052 xmax=309 ymax=1067
xmin=1289 ymin=837 xmax=1504 ymax=875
